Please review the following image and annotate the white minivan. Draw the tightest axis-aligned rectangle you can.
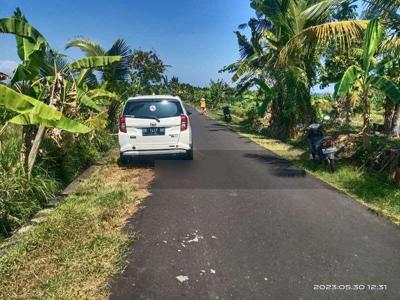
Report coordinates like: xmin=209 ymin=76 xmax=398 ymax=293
xmin=118 ymin=95 xmax=193 ymax=163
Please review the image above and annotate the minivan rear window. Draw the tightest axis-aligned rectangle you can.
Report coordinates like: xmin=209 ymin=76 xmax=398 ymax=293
xmin=123 ymin=99 xmax=183 ymax=119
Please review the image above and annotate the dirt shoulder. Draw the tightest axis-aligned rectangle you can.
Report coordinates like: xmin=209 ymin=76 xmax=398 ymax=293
xmin=0 ymin=149 xmax=153 ymax=299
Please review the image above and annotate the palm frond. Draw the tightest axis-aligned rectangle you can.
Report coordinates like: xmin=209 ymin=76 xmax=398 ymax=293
xmin=278 ymin=20 xmax=368 ymax=66
xmin=381 ymin=36 xmax=400 ymax=54
xmin=65 ymin=36 xmax=105 ymax=56
xmin=40 ymin=50 xmax=69 ymax=77
xmin=384 ymin=10 xmax=400 ymax=33
xmin=301 ymin=0 xmax=344 ymax=26
xmin=367 ymin=0 xmax=400 ymax=11
xmin=235 ymin=31 xmax=255 ymax=60
xmin=219 ymin=62 xmax=240 ymax=74
xmin=103 ymin=38 xmax=131 ymax=82
xmin=83 ymin=70 xmax=99 ymax=88
xmin=232 ymin=54 xmax=260 ymax=82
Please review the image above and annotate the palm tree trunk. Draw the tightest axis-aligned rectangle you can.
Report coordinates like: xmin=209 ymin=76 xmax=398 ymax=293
xmin=268 ymin=96 xmax=290 ymax=139
xmin=27 ymin=126 xmax=46 ymax=179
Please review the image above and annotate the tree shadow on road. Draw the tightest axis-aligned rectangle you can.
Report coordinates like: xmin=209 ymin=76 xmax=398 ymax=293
xmin=244 ymin=153 xmax=307 ymax=178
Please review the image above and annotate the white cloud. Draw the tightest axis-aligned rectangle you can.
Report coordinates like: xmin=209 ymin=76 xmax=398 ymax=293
xmin=0 ymin=60 xmax=18 ymax=77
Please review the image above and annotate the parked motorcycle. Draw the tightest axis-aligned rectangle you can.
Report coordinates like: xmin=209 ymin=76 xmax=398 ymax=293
xmin=223 ymin=106 xmax=232 ymax=122
xmin=307 ymin=118 xmax=338 ymax=173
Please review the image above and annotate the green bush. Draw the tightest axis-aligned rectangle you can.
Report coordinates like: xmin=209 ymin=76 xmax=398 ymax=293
xmin=0 ymin=124 xmax=115 ymax=238
xmin=0 ymin=170 xmax=59 ymax=235
xmin=41 ymin=130 xmax=114 ymax=185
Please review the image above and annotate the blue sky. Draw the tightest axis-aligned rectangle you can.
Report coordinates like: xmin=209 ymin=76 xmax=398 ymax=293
xmin=0 ymin=0 xmax=365 ymax=89
xmin=0 ymin=0 xmax=254 ymax=86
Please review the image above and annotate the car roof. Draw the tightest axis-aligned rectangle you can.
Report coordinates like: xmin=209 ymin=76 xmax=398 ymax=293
xmin=127 ymin=95 xmax=181 ymax=101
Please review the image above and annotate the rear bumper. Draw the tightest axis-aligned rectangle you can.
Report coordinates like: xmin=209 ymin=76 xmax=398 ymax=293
xmin=121 ymin=149 xmax=188 ymax=157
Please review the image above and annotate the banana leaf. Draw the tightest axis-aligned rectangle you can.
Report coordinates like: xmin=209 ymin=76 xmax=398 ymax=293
xmin=0 ymin=17 xmax=46 ymax=44
xmin=0 ymin=85 xmax=61 ymax=120
xmin=0 ymin=17 xmax=48 ymax=83
xmin=87 ymin=89 xmax=118 ymax=100
xmin=9 ymin=113 xmax=92 ymax=133
xmin=77 ymin=89 xmax=101 ymax=112
xmin=11 ymin=48 xmax=45 ymax=84
xmin=335 ymin=65 xmax=363 ymax=98
xmin=69 ymin=56 xmax=121 ymax=69
xmin=370 ymin=75 xmax=400 ymax=103
xmin=362 ymin=19 xmax=383 ymax=72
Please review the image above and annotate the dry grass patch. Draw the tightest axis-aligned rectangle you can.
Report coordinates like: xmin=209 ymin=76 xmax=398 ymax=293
xmin=0 ymin=149 xmax=153 ymax=299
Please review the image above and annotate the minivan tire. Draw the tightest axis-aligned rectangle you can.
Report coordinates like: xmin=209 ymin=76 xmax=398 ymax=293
xmin=185 ymin=148 xmax=194 ymax=160
xmin=119 ymin=153 xmax=129 ymax=166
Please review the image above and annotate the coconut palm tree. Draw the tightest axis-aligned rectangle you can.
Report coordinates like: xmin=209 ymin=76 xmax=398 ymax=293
xmin=226 ymin=0 xmax=368 ymax=138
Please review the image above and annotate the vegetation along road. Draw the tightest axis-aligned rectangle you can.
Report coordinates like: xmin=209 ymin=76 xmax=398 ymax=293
xmin=110 ymin=108 xmax=400 ymax=299
xmin=1 ymin=0 xmax=400 ymax=298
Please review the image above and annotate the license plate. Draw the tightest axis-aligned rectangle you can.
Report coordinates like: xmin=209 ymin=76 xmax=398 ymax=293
xmin=142 ymin=127 xmax=165 ymax=136
xmin=322 ymin=147 xmax=338 ymax=154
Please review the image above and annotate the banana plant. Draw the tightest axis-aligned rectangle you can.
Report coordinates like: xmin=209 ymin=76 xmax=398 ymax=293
xmin=335 ymin=19 xmax=400 ymax=149
xmin=35 ymin=54 xmax=122 ymax=112
xmin=0 ymin=13 xmax=47 ymax=84
xmin=0 ymin=11 xmax=122 ymax=177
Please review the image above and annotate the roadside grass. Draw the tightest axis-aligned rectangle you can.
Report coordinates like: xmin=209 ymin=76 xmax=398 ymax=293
xmin=0 ymin=149 xmax=152 ymax=299
xmin=204 ymin=108 xmax=400 ymax=225
xmin=0 ymin=123 xmax=116 ymax=238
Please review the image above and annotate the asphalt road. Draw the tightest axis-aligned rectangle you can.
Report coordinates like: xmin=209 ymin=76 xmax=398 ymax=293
xmin=110 ymin=108 xmax=400 ymax=300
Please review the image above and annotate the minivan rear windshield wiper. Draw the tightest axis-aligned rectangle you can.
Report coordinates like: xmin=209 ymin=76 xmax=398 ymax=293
xmin=132 ymin=115 xmax=160 ymax=122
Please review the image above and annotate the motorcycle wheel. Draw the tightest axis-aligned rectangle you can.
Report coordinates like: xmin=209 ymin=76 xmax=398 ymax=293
xmin=327 ymin=158 xmax=335 ymax=173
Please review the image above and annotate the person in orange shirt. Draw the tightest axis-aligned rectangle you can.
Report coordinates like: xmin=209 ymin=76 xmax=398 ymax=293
xmin=200 ymin=97 xmax=206 ymax=115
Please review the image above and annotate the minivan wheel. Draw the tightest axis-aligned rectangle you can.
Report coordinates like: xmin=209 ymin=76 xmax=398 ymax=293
xmin=119 ymin=153 xmax=129 ymax=165
xmin=185 ymin=148 xmax=193 ymax=160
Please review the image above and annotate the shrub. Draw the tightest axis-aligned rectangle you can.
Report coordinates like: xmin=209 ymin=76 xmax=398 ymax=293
xmin=0 ymin=170 xmax=59 ymax=236
xmin=0 ymin=124 xmax=115 ymax=238
xmin=40 ymin=129 xmax=115 ymax=185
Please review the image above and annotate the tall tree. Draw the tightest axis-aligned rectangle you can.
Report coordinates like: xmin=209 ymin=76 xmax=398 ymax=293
xmin=225 ymin=0 xmax=367 ymax=138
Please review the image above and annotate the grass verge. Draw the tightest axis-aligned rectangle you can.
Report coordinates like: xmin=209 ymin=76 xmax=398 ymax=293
xmin=204 ymin=108 xmax=400 ymax=225
xmin=0 ymin=149 xmax=152 ymax=299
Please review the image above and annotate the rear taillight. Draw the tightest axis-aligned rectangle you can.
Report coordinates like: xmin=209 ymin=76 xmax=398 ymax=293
xmin=119 ymin=116 xmax=127 ymax=133
xmin=324 ymin=140 xmax=333 ymax=147
xmin=180 ymin=115 xmax=188 ymax=131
